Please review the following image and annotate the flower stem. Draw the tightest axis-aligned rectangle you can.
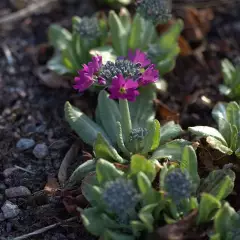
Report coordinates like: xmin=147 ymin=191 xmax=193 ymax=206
xmin=119 ymin=99 xmax=132 ymax=142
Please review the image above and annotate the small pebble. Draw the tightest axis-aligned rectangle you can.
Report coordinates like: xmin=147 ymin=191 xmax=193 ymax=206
xmin=0 ymin=184 xmax=6 ymax=192
xmin=0 ymin=212 xmax=5 ymax=222
xmin=1 ymin=201 xmax=21 ymax=219
xmin=16 ymin=138 xmax=35 ymax=151
xmin=33 ymin=143 xmax=49 ymax=159
xmin=5 ymin=186 xmax=31 ymax=198
xmin=3 ymin=168 xmax=17 ymax=178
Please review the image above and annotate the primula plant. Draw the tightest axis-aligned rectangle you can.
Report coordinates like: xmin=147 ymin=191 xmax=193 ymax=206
xmin=211 ymin=202 xmax=240 ymax=240
xmin=47 ymin=15 xmax=107 ymax=75
xmin=188 ymin=101 xmax=240 ymax=158
xmin=64 ymin=50 xmax=188 ymax=186
xmin=93 ymin=7 xmax=183 ymax=75
xmin=219 ymin=59 xmax=240 ymax=99
xmin=79 ymin=145 xmax=235 ymax=239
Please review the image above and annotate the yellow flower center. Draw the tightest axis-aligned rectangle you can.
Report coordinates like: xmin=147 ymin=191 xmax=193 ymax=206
xmin=119 ymin=87 xmax=127 ymax=94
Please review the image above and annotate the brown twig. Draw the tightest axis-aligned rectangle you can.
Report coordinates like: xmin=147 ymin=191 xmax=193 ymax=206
xmin=12 ymin=216 xmax=78 ymax=240
xmin=0 ymin=0 xmax=59 ymax=26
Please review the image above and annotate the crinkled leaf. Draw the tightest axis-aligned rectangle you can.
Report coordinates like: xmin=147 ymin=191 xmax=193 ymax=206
xmin=130 ymin=155 xmax=156 ymax=182
xmin=96 ymin=159 xmax=124 ymax=186
xmin=142 ymin=120 xmax=160 ymax=154
xmin=48 ymin=24 xmax=72 ymax=50
xmin=226 ymin=101 xmax=240 ymax=130
xmin=129 ymin=84 xmax=156 ymax=128
xmin=180 ymin=146 xmax=200 ymax=191
xmin=128 ymin=13 xmax=143 ymax=50
xmin=151 ymin=139 xmax=191 ymax=161
xmin=206 ymin=136 xmax=233 ymax=155
xmin=81 ymin=184 xmax=103 ymax=208
xmin=66 ymin=159 xmax=96 ymax=188
xmin=94 ymin=133 xmax=125 ymax=163
xmin=138 ymin=204 xmax=158 ymax=232
xmin=160 ymin=121 xmax=183 ymax=144
xmin=131 ymin=221 xmax=146 ymax=237
xmin=212 ymin=102 xmax=227 ymax=124
xmin=108 ymin=10 xmax=128 ymax=56
xmin=188 ymin=126 xmax=227 ymax=146
xmin=137 ymin=172 xmax=152 ymax=195
xmin=64 ymin=102 xmax=110 ymax=146
xmin=214 ymin=202 xmax=237 ymax=239
xmin=90 ymin=46 xmax=117 ymax=64
xmin=47 ymin=53 xmax=70 ymax=75
xmin=198 ymin=168 xmax=235 ymax=200
xmin=81 ymin=207 xmax=105 ymax=236
xmin=97 ymin=90 xmax=121 ymax=144
xmin=197 ymin=193 xmax=221 ymax=225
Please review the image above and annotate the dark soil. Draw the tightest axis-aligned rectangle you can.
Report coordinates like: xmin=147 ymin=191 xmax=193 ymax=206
xmin=0 ymin=0 xmax=239 ymax=239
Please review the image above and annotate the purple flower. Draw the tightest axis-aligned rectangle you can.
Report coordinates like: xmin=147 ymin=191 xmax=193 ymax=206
xmin=128 ymin=49 xmax=151 ymax=67
xmin=74 ymin=55 xmax=102 ymax=92
xmin=109 ymin=74 xmax=139 ymax=102
xmin=138 ymin=64 xmax=159 ymax=86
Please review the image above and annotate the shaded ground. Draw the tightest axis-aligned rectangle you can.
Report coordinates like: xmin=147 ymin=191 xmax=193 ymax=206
xmin=0 ymin=0 xmax=239 ymax=239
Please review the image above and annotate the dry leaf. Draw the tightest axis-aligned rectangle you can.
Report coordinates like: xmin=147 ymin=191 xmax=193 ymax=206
xmin=148 ymin=210 xmax=200 ymax=240
xmin=178 ymin=36 xmax=193 ymax=56
xmin=58 ymin=141 xmax=81 ymax=186
xmin=35 ymin=66 xmax=71 ymax=89
xmin=182 ymin=7 xmax=214 ymax=42
xmin=44 ymin=176 xmax=60 ymax=195
xmin=155 ymin=99 xmax=180 ymax=123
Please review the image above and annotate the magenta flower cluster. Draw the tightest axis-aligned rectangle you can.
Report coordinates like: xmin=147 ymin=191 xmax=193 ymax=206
xmin=74 ymin=49 xmax=159 ymax=101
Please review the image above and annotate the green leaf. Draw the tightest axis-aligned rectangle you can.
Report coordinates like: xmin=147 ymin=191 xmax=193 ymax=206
xmin=48 ymin=24 xmax=72 ymax=50
xmin=138 ymin=204 xmax=158 ymax=232
xmin=141 ymin=120 xmax=160 ymax=154
xmin=64 ymin=102 xmax=110 ymax=146
xmin=141 ymin=19 xmax=157 ymax=49
xmin=90 ymin=46 xmax=117 ymax=64
xmin=116 ymin=122 xmax=130 ymax=157
xmin=131 ymin=221 xmax=146 ymax=237
xmin=62 ymin=44 xmax=80 ymax=73
xmin=66 ymin=159 xmax=96 ymax=188
xmin=119 ymin=99 xmax=132 ymax=142
xmin=119 ymin=8 xmax=131 ymax=31
xmin=47 ymin=53 xmax=70 ymax=75
xmin=230 ymin=125 xmax=238 ymax=151
xmin=129 ymin=84 xmax=156 ymax=128
xmin=81 ymin=207 xmax=105 ymax=236
xmin=217 ymin=118 xmax=232 ymax=147
xmin=206 ymin=136 xmax=233 ymax=155
xmin=226 ymin=101 xmax=240 ymax=130
xmin=96 ymin=159 xmax=124 ymax=186
xmin=212 ymin=102 xmax=227 ymax=124
xmin=130 ymin=155 xmax=156 ymax=181
xmin=81 ymin=183 xmax=103 ymax=207
xmin=128 ymin=14 xmax=143 ymax=50
xmin=160 ymin=121 xmax=183 ymax=144
xmin=196 ymin=193 xmax=221 ymax=225
xmin=180 ymin=146 xmax=200 ymax=190
xmin=188 ymin=126 xmax=227 ymax=146
xmin=151 ymin=139 xmax=191 ymax=161
xmin=198 ymin=168 xmax=235 ymax=200
xmin=137 ymin=172 xmax=152 ymax=194
xmin=108 ymin=10 xmax=128 ymax=56
xmin=137 ymin=172 xmax=162 ymax=206
xmin=94 ymin=133 xmax=126 ymax=163
xmin=104 ymin=230 xmax=135 ymax=240
xmin=214 ymin=202 xmax=237 ymax=238
xmin=97 ymin=90 xmax=121 ymax=144
xmin=222 ymin=59 xmax=236 ymax=86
